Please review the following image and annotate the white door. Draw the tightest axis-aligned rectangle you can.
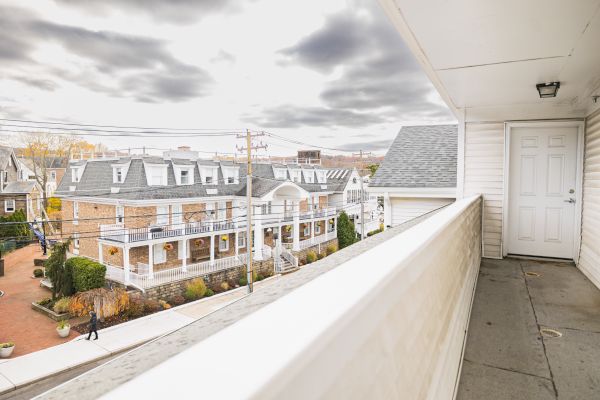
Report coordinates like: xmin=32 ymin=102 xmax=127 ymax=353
xmin=508 ymin=126 xmax=578 ymax=259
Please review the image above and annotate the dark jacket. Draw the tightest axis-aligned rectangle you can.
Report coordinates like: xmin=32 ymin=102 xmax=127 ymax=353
xmin=90 ymin=312 xmax=97 ymax=328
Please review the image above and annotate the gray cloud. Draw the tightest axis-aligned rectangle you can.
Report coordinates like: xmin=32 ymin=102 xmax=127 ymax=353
xmin=0 ymin=5 xmax=213 ymax=102
xmin=243 ymin=105 xmax=385 ymax=128
xmin=55 ymin=0 xmax=250 ymax=24
xmin=2 ymin=75 xmax=58 ymax=91
xmin=211 ymin=50 xmax=236 ymax=65
xmin=252 ymin=0 xmax=453 ymax=128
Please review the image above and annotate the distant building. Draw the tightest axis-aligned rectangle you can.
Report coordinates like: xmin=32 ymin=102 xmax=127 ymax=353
xmin=297 ymin=150 xmax=321 ymax=164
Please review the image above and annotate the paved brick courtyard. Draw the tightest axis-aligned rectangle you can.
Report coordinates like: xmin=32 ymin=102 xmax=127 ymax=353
xmin=0 ymin=245 xmax=78 ymax=358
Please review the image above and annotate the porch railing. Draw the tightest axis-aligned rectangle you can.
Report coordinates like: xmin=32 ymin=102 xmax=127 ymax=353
xmin=298 ymin=231 xmax=337 ymax=250
xmin=281 ymin=247 xmax=298 ymax=269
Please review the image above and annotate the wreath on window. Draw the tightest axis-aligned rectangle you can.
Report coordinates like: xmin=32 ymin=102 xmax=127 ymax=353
xmin=284 ymin=225 xmax=292 ymax=232
xmin=221 ymin=234 xmax=229 ymax=242
xmin=108 ymin=247 xmax=119 ymax=256
xmin=194 ymin=238 xmax=204 ymax=247
xmin=163 ymin=243 xmax=174 ymax=251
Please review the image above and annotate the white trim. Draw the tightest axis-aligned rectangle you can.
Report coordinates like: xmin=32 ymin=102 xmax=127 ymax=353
xmin=4 ymin=199 xmax=15 ymax=213
xmin=456 ymin=109 xmax=466 ymax=200
xmin=502 ymin=120 xmax=584 ymax=261
xmin=366 ymin=187 xmax=457 ymax=198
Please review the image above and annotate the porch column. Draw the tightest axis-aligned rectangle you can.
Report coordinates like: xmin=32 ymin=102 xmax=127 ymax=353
xmin=210 ymin=235 xmax=215 ymax=266
xmin=235 ymin=231 xmax=239 ymax=256
xmin=148 ymin=244 xmax=154 ymax=279
xmin=182 ymin=240 xmax=187 ymax=272
xmin=293 ymin=201 xmax=300 ymax=251
xmin=311 ymin=220 xmax=315 ymax=244
xmin=123 ymin=246 xmax=130 ymax=285
xmin=383 ymin=192 xmax=391 ymax=230
xmin=98 ymin=243 xmax=103 ymax=264
xmin=254 ymin=218 xmax=264 ymax=261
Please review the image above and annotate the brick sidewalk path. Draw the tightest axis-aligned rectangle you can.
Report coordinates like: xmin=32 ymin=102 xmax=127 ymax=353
xmin=0 ymin=245 xmax=78 ymax=358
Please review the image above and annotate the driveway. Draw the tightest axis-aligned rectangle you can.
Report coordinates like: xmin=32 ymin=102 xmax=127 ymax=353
xmin=0 ymin=245 xmax=78 ymax=358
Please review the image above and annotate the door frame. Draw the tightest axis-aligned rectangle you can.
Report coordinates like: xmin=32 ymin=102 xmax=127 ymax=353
xmin=502 ymin=120 xmax=585 ymax=261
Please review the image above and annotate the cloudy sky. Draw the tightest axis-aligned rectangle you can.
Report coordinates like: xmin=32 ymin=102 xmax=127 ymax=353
xmin=0 ymin=0 xmax=454 ymax=156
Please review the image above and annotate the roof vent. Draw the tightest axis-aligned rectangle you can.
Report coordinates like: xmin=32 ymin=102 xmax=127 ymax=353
xmin=69 ymin=186 xmax=76 ymax=192
xmin=111 ymin=187 xmax=120 ymax=193
xmin=207 ymin=188 xmax=218 ymax=195
xmin=321 ymin=185 xmax=327 ymax=190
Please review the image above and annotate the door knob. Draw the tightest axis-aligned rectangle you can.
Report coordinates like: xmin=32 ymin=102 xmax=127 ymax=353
xmin=564 ymin=198 xmax=576 ymax=204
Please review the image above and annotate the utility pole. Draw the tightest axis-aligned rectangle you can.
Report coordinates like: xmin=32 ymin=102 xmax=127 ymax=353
xmin=353 ymin=150 xmax=372 ymax=241
xmin=236 ymin=130 xmax=267 ymax=293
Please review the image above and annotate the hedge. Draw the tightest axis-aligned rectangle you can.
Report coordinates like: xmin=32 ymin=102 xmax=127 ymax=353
xmin=68 ymin=257 xmax=106 ymax=292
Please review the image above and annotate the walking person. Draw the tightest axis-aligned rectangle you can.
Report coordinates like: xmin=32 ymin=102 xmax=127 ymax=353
xmin=86 ymin=311 xmax=98 ymax=340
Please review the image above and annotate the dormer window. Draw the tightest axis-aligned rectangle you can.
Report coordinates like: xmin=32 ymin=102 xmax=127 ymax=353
xmin=302 ymin=169 xmax=315 ymax=184
xmin=181 ymin=170 xmax=190 ymax=185
xmin=290 ymin=170 xmax=302 ymax=183
xmin=274 ymin=168 xmax=287 ymax=180
xmin=316 ymin=171 xmax=327 ymax=184
xmin=222 ymin=166 xmax=239 ymax=185
xmin=144 ymin=164 xmax=168 ymax=186
xmin=198 ymin=166 xmax=219 ymax=185
xmin=115 ymin=167 xmax=124 ymax=183
xmin=71 ymin=168 xmax=80 ymax=182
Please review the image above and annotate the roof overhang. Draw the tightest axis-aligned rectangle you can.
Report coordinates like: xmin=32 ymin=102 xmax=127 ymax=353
xmin=378 ymin=0 xmax=600 ymax=122
xmin=260 ymin=181 xmax=310 ymax=201
xmin=366 ymin=186 xmax=457 ymax=198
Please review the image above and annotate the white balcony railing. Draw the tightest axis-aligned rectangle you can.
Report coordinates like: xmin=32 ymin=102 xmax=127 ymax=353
xmin=99 ymin=219 xmax=235 ymax=243
xmin=104 ymin=196 xmax=482 ymax=398
xmin=298 ymin=231 xmax=337 ymax=250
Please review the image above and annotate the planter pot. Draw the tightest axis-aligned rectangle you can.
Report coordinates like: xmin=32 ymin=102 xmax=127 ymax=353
xmin=57 ymin=326 xmax=71 ymax=338
xmin=0 ymin=346 xmax=14 ymax=358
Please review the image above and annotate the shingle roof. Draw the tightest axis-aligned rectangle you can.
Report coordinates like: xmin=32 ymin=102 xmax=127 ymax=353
xmin=2 ymin=181 xmax=37 ymax=194
xmin=0 ymin=146 xmax=14 ymax=170
xmin=55 ymin=158 xmax=332 ymax=201
xmin=370 ymin=124 xmax=457 ymax=188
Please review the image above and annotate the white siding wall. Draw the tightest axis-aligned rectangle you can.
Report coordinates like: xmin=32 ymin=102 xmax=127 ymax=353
xmin=578 ymin=108 xmax=600 ymax=287
xmin=391 ymin=197 xmax=454 ymax=226
xmin=464 ymin=122 xmax=505 ymax=258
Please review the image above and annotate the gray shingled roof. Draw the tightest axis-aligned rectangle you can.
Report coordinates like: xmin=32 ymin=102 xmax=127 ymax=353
xmin=370 ymin=124 xmax=457 ymax=188
xmin=2 ymin=181 xmax=37 ymax=194
xmin=55 ymin=157 xmax=333 ymax=201
xmin=0 ymin=146 xmax=14 ymax=170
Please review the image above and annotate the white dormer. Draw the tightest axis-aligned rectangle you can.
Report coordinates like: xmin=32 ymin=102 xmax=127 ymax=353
xmin=302 ymin=169 xmax=315 ymax=184
xmin=174 ymin=165 xmax=195 ymax=185
xmin=289 ymin=169 xmax=302 ymax=183
xmin=198 ymin=165 xmax=219 ymax=185
xmin=144 ymin=163 xmax=168 ymax=186
xmin=71 ymin=165 xmax=86 ymax=183
xmin=112 ymin=162 xmax=131 ymax=184
xmin=222 ymin=166 xmax=240 ymax=185
xmin=316 ymin=170 xmax=327 ymax=184
xmin=274 ymin=168 xmax=288 ymax=180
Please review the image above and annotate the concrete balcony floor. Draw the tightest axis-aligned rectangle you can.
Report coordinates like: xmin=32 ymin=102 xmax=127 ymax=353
xmin=458 ymin=258 xmax=600 ymax=400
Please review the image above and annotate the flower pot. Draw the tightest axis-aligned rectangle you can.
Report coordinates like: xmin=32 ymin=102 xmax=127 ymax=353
xmin=57 ymin=325 xmax=71 ymax=338
xmin=0 ymin=345 xmax=14 ymax=358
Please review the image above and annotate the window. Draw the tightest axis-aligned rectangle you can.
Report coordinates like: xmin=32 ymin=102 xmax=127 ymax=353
xmin=237 ymin=232 xmax=246 ymax=248
xmin=303 ymin=225 xmax=310 ymax=236
xmin=205 ymin=175 xmax=213 ymax=184
xmin=50 ymin=170 xmax=57 ymax=182
xmin=73 ymin=233 xmax=80 ymax=254
xmin=73 ymin=202 xmax=79 ymax=224
xmin=149 ymin=167 xmax=165 ymax=186
xmin=305 ymin=174 xmax=314 ymax=183
xmin=153 ymin=243 xmax=166 ymax=264
xmin=4 ymin=199 xmax=15 ymax=213
xmin=315 ymin=223 xmax=321 ymax=234
xmin=290 ymin=171 xmax=301 ymax=183
xmin=115 ymin=167 xmax=123 ymax=183
xmin=172 ymin=204 xmax=183 ymax=225
xmin=316 ymin=171 xmax=327 ymax=183
xmin=205 ymin=202 xmax=215 ymax=218
xmin=2 ymin=170 xmax=8 ymax=186
xmin=219 ymin=235 xmax=229 ymax=252
xmin=180 ymin=170 xmax=190 ymax=185
xmin=116 ymin=205 xmax=124 ymax=224
xmin=156 ymin=205 xmax=169 ymax=226
xmin=71 ymin=168 xmax=81 ymax=183
xmin=223 ymin=167 xmax=239 ymax=184
xmin=227 ymin=176 xmax=234 ymax=184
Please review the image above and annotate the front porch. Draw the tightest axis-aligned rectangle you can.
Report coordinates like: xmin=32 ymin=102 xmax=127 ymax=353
xmin=458 ymin=258 xmax=600 ymax=399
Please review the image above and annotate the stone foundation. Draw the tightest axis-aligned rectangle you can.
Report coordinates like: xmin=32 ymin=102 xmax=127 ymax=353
xmin=142 ymin=259 xmax=274 ymax=301
xmin=294 ymin=238 xmax=339 ymax=265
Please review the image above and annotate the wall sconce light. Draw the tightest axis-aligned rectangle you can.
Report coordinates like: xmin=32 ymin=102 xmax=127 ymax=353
xmin=536 ymin=82 xmax=560 ymax=98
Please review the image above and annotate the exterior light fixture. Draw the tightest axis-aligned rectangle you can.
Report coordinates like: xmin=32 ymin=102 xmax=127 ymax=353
xmin=536 ymin=82 xmax=560 ymax=98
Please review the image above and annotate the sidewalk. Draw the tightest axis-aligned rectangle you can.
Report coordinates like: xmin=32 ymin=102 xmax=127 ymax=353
xmin=0 ymin=276 xmax=277 ymax=395
xmin=0 ymin=245 xmax=78 ymax=357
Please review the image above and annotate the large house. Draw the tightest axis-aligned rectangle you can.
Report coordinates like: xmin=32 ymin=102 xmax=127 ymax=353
xmin=55 ymin=147 xmax=339 ymax=291
xmin=368 ymin=124 xmax=457 ymax=228
xmin=0 ymin=145 xmax=43 ymax=221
